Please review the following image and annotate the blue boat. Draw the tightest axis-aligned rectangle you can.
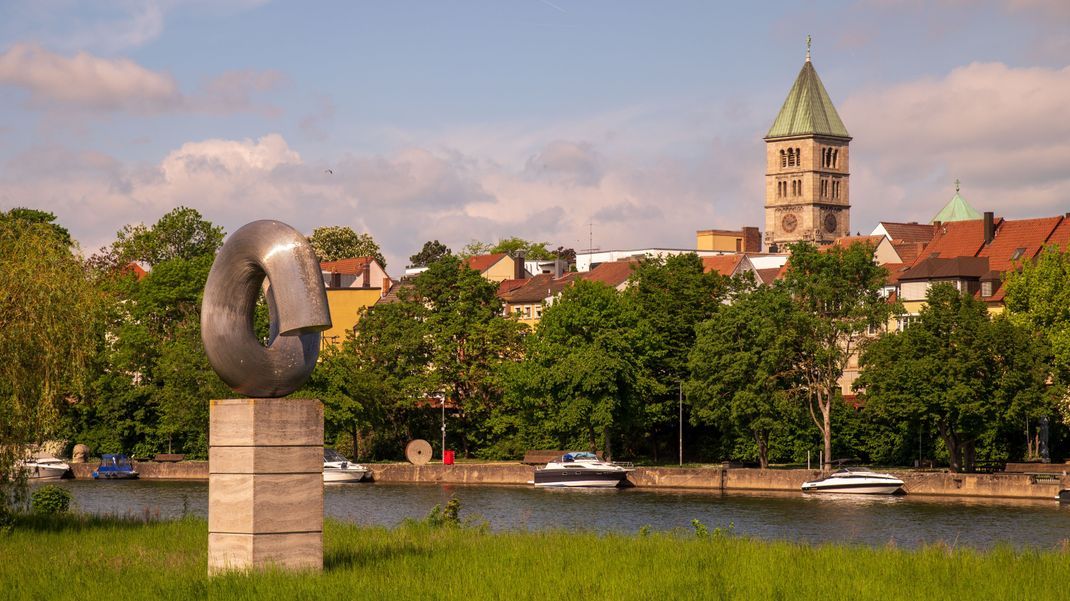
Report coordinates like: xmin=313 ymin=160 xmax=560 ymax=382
xmin=92 ymin=454 xmax=139 ymax=479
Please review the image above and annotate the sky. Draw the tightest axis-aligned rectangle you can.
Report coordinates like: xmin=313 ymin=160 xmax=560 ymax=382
xmin=1 ymin=0 xmax=1069 ymax=270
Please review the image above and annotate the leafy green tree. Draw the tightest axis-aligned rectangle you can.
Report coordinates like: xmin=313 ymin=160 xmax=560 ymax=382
xmin=625 ymin=254 xmax=727 ymax=458
xmin=460 ymin=237 xmax=554 ymax=260
xmin=781 ymin=241 xmax=892 ymax=472
xmin=409 ymin=240 xmax=452 ymax=268
xmin=688 ymin=285 xmax=802 ymax=468
xmin=309 ymin=226 xmax=386 ymax=268
xmin=1003 ymin=244 xmax=1070 ymax=423
xmin=1 ymin=208 xmax=72 ymax=247
xmin=0 ymin=218 xmax=104 ymax=515
xmin=857 ymin=284 xmax=1052 ymax=472
xmin=503 ymin=281 xmax=652 ymax=459
xmin=410 ymin=256 xmax=527 ymax=456
xmin=65 ymin=208 xmax=226 ymax=459
xmin=295 ymin=344 xmax=388 ymax=460
xmin=106 ymin=206 xmax=224 ymax=268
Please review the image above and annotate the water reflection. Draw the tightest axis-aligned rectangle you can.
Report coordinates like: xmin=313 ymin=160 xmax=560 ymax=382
xmin=44 ymin=480 xmax=1069 ymax=550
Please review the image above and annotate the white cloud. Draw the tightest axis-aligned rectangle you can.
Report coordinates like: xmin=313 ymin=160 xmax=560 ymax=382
xmin=0 ymin=42 xmax=180 ymax=111
xmin=0 ymin=43 xmax=283 ymax=114
xmin=842 ymin=61 xmax=1070 ymax=225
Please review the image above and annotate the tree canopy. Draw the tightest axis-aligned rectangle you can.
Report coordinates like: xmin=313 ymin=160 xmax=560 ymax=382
xmin=781 ymin=241 xmax=892 ymax=471
xmin=409 ymin=240 xmax=452 ymax=268
xmin=309 ymin=226 xmax=386 ymax=268
xmin=857 ymin=283 xmax=1052 ymax=472
xmin=0 ymin=218 xmax=104 ymax=515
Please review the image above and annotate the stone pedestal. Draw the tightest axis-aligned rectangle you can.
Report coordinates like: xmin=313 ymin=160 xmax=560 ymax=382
xmin=208 ymin=399 xmax=323 ymax=574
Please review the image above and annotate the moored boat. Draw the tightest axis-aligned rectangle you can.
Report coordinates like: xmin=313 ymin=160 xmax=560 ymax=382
xmin=1057 ymin=489 xmax=1070 ymax=502
xmin=534 ymin=452 xmax=631 ymax=488
xmin=92 ymin=454 xmax=139 ymax=479
xmin=801 ymin=468 xmax=904 ymax=495
xmin=323 ymin=448 xmax=370 ymax=483
xmin=19 ymin=455 xmax=70 ymax=481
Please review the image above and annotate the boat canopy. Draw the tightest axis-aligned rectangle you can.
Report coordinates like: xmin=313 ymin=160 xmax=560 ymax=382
xmin=562 ymin=452 xmax=598 ymax=462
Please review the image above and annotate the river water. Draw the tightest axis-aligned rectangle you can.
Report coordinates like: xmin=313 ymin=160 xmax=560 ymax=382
xmin=44 ymin=479 xmax=1070 ymax=550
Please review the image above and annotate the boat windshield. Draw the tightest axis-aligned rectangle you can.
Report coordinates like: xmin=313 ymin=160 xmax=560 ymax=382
xmin=563 ymin=452 xmax=598 ymax=461
xmin=324 ymin=449 xmax=347 ymax=462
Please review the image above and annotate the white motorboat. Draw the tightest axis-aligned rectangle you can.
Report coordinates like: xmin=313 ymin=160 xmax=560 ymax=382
xmin=19 ymin=455 xmax=70 ymax=481
xmin=534 ymin=452 xmax=631 ymax=488
xmin=323 ymin=448 xmax=370 ymax=483
xmin=802 ymin=468 xmax=904 ymax=494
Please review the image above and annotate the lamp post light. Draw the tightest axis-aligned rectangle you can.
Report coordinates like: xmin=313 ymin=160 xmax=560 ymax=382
xmin=679 ymin=381 xmax=684 ymax=467
xmin=441 ymin=396 xmax=447 ymax=461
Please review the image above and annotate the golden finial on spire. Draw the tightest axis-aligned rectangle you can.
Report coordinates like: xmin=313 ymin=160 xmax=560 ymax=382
xmin=955 ymin=178 xmax=960 ymax=194
xmin=806 ymin=34 xmax=811 ymax=62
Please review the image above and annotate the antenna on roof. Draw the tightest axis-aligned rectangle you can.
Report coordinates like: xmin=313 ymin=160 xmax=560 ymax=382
xmin=806 ymin=34 xmax=811 ymax=62
xmin=588 ymin=221 xmax=594 ymax=255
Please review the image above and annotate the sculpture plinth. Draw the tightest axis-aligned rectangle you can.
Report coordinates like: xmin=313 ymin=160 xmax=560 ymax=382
xmin=208 ymin=398 xmax=324 ymax=574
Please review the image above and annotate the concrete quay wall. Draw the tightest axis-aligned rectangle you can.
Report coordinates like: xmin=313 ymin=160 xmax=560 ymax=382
xmin=68 ymin=460 xmax=1070 ymax=500
xmin=71 ymin=460 xmax=208 ymax=480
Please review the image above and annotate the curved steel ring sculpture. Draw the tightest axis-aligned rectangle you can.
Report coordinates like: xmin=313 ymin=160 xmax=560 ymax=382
xmin=201 ymin=220 xmax=332 ymax=398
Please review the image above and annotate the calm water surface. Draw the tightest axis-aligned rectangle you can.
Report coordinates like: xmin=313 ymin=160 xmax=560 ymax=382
xmin=46 ymin=479 xmax=1070 ymax=549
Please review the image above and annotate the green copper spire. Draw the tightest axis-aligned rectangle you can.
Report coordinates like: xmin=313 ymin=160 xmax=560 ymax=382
xmin=765 ymin=39 xmax=850 ymax=140
xmin=931 ymin=180 xmax=982 ymax=223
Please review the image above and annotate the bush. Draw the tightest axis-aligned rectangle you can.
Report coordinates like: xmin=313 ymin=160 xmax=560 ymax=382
xmin=30 ymin=485 xmax=72 ymax=515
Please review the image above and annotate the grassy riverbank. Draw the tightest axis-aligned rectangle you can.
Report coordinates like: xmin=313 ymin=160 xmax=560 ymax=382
xmin=2 ymin=514 xmax=1068 ymax=600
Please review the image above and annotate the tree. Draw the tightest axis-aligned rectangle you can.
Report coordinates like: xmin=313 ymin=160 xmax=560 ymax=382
xmin=409 ymin=240 xmax=452 ymax=268
xmin=410 ymin=256 xmax=528 ymax=456
xmin=0 ymin=218 xmax=104 ymax=516
xmin=503 ymin=281 xmax=652 ymax=459
xmin=105 ymin=206 xmax=224 ymax=268
xmin=460 ymin=237 xmax=555 ymax=260
xmin=1003 ymin=244 xmax=1070 ymax=424
xmin=624 ymin=254 xmax=727 ymax=458
xmin=781 ymin=241 xmax=892 ymax=472
xmin=688 ymin=285 xmax=803 ymax=468
xmin=309 ymin=226 xmax=386 ymax=268
xmin=64 ymin=208 xmax=227 ymax=459
xmin=1 ymin=208 xmax=72 ymax=247
xmin=857 ymin=284 xmax=1052 ymax=472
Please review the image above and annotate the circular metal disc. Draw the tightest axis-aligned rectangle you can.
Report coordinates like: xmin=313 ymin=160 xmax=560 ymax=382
xmin=405 ymin=439 xmax=433 ymax=465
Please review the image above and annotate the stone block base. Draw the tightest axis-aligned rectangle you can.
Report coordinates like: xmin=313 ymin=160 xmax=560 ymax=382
xmin=208 ymin=398 xmax=323 ymax=575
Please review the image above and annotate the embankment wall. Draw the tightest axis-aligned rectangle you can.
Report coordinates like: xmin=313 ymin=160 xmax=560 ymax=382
xmin=69 ymin=461 xmax=1070 ymax=500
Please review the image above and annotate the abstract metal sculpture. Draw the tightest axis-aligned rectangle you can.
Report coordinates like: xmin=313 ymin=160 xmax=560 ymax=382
xmin=201 ymin=220 xmax=332 ymax=398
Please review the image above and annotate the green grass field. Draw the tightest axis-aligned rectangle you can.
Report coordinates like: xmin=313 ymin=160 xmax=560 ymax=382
xmin=2 ymin=513 xmax=1067 ymax=600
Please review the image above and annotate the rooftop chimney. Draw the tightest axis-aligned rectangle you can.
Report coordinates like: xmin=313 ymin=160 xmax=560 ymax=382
xmin=513 ymin=251 xmax=526 ymax=280
xmin=983 ymin=211 xmax=995 ymax=246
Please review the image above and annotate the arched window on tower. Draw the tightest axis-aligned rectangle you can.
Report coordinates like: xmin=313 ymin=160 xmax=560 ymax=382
xmin=780 ymin=150 xmax=786 ymax=168
xmin=832 ymin=149 xmax=839 ymax=169
xmin=795 ymin=148 xmax=801 ymax=166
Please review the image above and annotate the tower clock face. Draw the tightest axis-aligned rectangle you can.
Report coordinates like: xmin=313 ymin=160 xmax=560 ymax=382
xmin=781 ymin=213 xmax=798 ymax=233
xmin=823 ymin=213 xmax=838 ymax=234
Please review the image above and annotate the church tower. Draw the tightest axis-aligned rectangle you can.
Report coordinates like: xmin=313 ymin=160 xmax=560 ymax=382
xmin=764 ymin=39 xmax=851 ymax=251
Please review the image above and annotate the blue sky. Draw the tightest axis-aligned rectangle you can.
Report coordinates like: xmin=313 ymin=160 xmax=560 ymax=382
xmin=1 ymin=1 xmax=1069 ymax=269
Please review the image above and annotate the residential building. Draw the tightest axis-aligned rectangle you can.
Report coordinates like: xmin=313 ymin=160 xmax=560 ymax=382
xmin=576 ymin=248 xmax=734 ymax=273
xmin=320 ymin=257 xmax=392 ymax=345
xmin=466 ymin=253 xmax=528 ymax=282
xmin=695 ymin=227 xmax=762 ymax=253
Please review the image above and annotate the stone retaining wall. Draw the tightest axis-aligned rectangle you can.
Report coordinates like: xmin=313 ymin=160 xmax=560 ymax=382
xmin=68 ymin=461 xmax=1070 ymax=500
xmin=71 ymin=461 xmax=208 ymax=480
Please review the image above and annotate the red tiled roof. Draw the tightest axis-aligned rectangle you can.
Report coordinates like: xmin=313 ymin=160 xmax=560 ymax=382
xmin=122 ymin=262 xmax=148 ymax=280
xmin=878 ymin=222 xmax=936 ymax=244
xmin=914 ymin=219 xmax=996 ymax=265
xmin=701 ymin=255 xmax=743 ymax=276
xmin=756 ymin=267 xmax=782 ymax=285
xmin=497 ymin=278 xmax=529 ymax=296
xmin=978 ymin=216 xmax=1063 ymax=272
xmin=466 ymin=253 xmax=508 ymax=273
xmin=891 ymin=242 xmax=925 ymax=264
xmin=830 ymin=235 xmax=884 ymax=248
xmin=500 ymin=273 xmax=579 ymax=304
xmin=880 ymin=262 xmax=908 ymax=285
xmin=899 ymin=257 xmax=990 ymax=281
xmin=321 ymin=257 xmax=373 ymax=275
xmin=581 ymin=260 xmax=637 ymax=288
xmin=1045 ymin=217 xmax=1070 ymax=249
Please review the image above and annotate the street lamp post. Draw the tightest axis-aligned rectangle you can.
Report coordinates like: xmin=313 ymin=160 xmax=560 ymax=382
xmin=441 ymin=397 xmax=446 ymax=461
